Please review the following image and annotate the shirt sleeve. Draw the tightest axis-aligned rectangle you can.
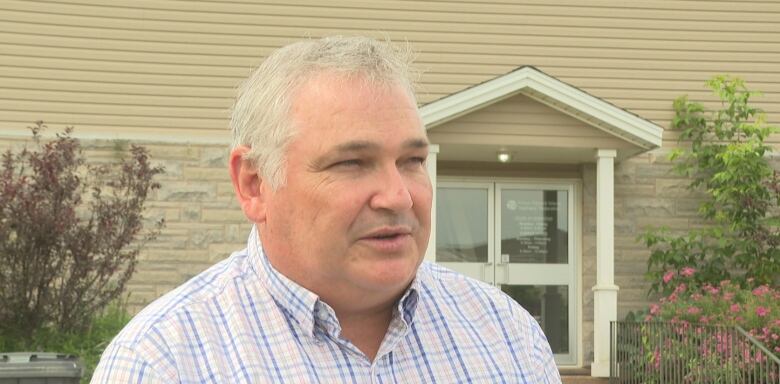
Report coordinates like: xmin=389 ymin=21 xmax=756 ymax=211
xmin=507 ymin=295 xmax=562 ymax=384
xmin=91 ymin=343 xmax=173 ymax=384
xmin=527 ymin=313 xmax=562 ymax=383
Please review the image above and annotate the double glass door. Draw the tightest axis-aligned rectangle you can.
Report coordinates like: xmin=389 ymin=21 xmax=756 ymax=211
xmin=436 ymin=180 xmax=577 ymax=365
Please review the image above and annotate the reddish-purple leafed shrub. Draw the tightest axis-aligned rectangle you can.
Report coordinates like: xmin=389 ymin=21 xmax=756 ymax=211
xmin=0 ymin=122 xmax=163 ymax=339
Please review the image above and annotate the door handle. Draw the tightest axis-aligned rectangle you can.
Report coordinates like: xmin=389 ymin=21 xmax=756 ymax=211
xmin=495 ymin=254 xmax=510 ymax=284
xmin=482 ymin=262 xmax=493 ymax=282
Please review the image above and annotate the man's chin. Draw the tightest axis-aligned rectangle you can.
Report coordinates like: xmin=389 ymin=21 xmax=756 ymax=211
xmin=353 ymin=254 xmax=421 ymax=289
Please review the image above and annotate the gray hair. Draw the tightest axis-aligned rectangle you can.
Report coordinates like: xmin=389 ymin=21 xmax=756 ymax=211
xmin=230 ymin=36 xmax=419 ymax=190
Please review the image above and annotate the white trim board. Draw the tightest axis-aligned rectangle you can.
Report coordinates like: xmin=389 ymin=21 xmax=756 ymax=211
xmin=420 ymin=66 xmax=663 ymax=150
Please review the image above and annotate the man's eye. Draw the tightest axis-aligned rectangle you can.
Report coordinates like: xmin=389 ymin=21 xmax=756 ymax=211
xmin=401 ymin=157 xmax=426 ymax=169
xmin=408 ymin=157 xmax=426 ymax=166
xmin=332 ymin=159 xmax=362 ymax=169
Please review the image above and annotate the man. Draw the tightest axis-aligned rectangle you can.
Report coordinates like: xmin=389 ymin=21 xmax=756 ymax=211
xmin=93 ymin=36 xmax=560 ymax=383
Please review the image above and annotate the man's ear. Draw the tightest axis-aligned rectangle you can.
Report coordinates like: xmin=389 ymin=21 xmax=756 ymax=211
xmin=229 ymin=146 xmax=269 ymax=223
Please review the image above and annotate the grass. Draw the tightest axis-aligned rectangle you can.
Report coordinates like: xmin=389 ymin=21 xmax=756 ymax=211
xmin=0 ymin=302 xmax=132 ymax=384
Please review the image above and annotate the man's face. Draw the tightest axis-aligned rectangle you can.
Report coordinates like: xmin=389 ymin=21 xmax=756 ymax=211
xmin=258 ymin=73 xmax=432 ymax=302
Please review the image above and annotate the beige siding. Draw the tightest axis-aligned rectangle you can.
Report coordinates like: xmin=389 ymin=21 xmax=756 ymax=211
xmin=3 ymin=0 xmax=780 ymax=139
xmin=429 ymin=93 xmax=623 ymax=141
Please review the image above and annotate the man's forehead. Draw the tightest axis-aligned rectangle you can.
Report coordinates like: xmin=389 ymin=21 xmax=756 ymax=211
xmin=289 ymin=72 xmax=424 ymax=132
xmin=293 ymin=71 xmax=414 ymax=107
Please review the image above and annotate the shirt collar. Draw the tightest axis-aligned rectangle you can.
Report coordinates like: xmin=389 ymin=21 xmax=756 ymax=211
xmin=246 ymin=226 xmax=422 ymax=339
xmin=247 ymin=227 xmax=319 ymax=337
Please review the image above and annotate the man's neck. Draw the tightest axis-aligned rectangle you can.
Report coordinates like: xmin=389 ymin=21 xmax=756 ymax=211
xmin=335 ymin=304 xmax=394 ymax=361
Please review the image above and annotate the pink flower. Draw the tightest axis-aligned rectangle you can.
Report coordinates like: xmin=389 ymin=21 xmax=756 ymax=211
xmin=674 ymin=283 xmax=687 ymax=294
xmin=704 ymin=285 xmax=720 ymax=295
xmin=681 ymin=267 xmax=696 ymax=277
xmin=730 ymin=304 xmax=741 ymax=313
xmin=653 ymin=348 xmax=660 ymax=369
xmin=756 ymin=306 xmax=770 ymax=317
xmin=650 ymin=304 xmax=661 ymax=315
xmin=720 ymin=280 xmax=731 ymax=287
xmin=723 ymin=292 xmax=735 ymax=301
xmin=699 ymin=316 xmax=710 ymax=324
xmin=663 ymin=271 xmax=675 ymax=284
xmin=687 ymin=307 xmax=702 ymax=315
xmin=752 ymin=285 xmax=770 ymax=297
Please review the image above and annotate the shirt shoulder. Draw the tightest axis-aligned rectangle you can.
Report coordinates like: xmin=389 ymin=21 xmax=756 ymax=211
xmin=93 ymin=249 xmax=260 ymax=382
xmin=416 ymin=261 xmax=533 ymax=325
xmin=415 ymin=261 xmax=561 ymax=382
xmin=121 ymin=249 xmax=254 ymax=340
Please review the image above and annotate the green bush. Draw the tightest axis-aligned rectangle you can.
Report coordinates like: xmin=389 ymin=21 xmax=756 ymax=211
xmin=641 ymin=76 xmax=780 ymax=294
xmin=0 ymin=301 xmax=132 ymax=383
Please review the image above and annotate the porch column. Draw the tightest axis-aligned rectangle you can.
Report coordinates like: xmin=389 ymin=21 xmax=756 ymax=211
xmin=591 ymin=149 xmax=619 ymax=377
xmin=424 ymin=144 xmax=439 ymax=262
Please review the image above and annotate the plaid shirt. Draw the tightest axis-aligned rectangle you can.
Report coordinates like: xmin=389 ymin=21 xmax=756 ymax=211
xmin=93 ymin=228 xmax=560 ymax=383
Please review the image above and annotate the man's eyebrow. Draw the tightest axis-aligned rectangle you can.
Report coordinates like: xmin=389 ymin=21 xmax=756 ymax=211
xmin=309 ymin=140 xmax=377 ymax=170
xmin=403 ymin=138 xmax=429 ymax=150
xmin=325 ymin=138 xmax=428 ymax=156
xmin=332 ymin=140 xmax=380 ymax=153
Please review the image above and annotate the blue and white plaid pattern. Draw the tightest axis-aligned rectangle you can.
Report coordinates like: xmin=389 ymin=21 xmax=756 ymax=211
xmin=93 ymin=228 xmax=561 ymax=383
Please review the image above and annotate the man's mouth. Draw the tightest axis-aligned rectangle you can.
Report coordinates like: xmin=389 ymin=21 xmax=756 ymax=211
xmin=360 ymin=227 xmax=414 ymax=252
xmin=370 ymin=233 xmax=404 ymax=240
xmin=363 ymin=227 xmax=411 ymax=240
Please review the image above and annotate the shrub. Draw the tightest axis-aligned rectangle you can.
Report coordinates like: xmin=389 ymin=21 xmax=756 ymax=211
xmin=641 ymin=76 xmax=780 ymax=294
xmin=0 ymin=301 xmax=132 ymax=384
xmin=635 ymin=269 xmax=780 ymax=382
xmin=0 ymin=122 xmax=163 ymax=340
xmin=646 ymin=268 xmax=780 ymax=356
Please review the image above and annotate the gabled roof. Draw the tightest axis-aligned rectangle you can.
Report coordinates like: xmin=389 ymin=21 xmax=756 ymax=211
xmin=420 ymin=66 xmax=663 ymax=149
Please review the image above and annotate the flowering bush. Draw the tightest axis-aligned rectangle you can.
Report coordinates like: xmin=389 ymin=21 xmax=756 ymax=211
xmin=647 ymin=268 xmax=780 ymax=356
xmin=628 ymin=268 xmax=780 ymax=382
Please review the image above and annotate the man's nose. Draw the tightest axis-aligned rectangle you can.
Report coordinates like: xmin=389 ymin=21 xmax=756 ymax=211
xmin=369 ymin=165 xmax=413 ymax=212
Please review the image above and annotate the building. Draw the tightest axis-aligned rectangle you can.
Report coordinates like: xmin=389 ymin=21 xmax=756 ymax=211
xmin=2 ymin=0 xmax=779 ymax=376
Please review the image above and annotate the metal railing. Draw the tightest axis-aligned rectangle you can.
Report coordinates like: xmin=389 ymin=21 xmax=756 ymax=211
xmin=610 ymin=321 xmax=780 ymax=383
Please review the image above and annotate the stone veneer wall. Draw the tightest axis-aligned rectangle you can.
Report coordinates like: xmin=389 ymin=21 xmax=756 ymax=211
xmin=123 ymin=140 xmax=253 ymax=313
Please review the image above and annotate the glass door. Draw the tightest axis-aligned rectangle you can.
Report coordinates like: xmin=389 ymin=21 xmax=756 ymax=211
xmin=495 ymin=183 xmax=576 ymax=365
xmin=436 ymin=180 xmax=578 ymax=365
xmin=435 ymin=182 xmax=494 ymax=282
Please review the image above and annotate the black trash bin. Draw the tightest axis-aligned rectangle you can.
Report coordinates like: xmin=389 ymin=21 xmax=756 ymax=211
xmin=0 ymin=353 xmax=82 ymax=384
